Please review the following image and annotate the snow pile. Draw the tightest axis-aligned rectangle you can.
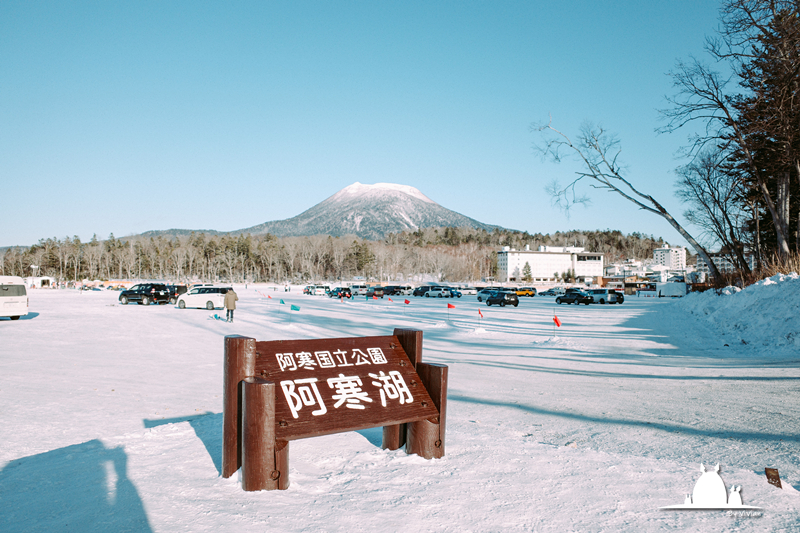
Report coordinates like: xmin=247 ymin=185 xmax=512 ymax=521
xmin=675 ymin=273 xmax=800 ymax=350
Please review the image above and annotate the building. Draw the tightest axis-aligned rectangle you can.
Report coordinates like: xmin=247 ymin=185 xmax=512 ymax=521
xmin=696 ymin=252 xmax=756 ymax=275
xmin=496 ymin=245 xmax=604 ymax=283
xmin=653 ymin=245 xmax=686 ymax=271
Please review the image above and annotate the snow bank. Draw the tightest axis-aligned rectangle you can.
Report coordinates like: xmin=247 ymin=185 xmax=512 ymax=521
xmin=674 ymin=273 xmax=800 ymax=350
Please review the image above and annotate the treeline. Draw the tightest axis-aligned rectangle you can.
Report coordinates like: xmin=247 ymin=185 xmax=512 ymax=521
xmin=665 ymin=1 xmax=800 ymax=275
xmin=1 ymin=228 xmax=666 ymax=283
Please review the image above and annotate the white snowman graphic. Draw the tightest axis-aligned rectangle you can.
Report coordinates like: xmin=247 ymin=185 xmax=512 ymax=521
xmin=661 ymin=463 xmax=761 ymax=510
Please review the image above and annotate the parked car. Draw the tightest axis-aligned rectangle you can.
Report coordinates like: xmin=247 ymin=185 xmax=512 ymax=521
xmin=515 ymin=287 xmax=537 ymax=297
xmin=119 ymin=283 xmax=170 ymax=305
xmin=477 ymin=288 xmax=501 ymax=302
xmin=166 ymin=284 xmax=188 ymax=304
xmin=426 ymin=286 xmax=451 ymax=298
xmin=555 ymin=291 xmax=593 ymax=305
xmin=350 ymin=284 xmax=368 ymax=296
xmin=460 ymin=287 xmax=477 ymax=295
xmin=446 ymin=287 xmax=462 ymax=298
xmin=0 ymin=275 xmax=28 ymax=320
xmin=384 ymin=285 xmax=414 ymax=296
xmin=486 ymin=291 xmax=519 ymax=307
xmin=329 ymin=287 xmax=352 ymax=299
xmin=413 ymin=286 xmax=433 ymax=297
xmin=312 ymin=285 xmax=331 ymax=296
xmin=366 ymin=286 xmax=385 ymax=298
xmin=176 ymin=286 xmax=231 ymax=309
xmin=586 ymin=288 xmax=623 ymax=304
xmin=539 ymin=289 xmax=558 ymax=296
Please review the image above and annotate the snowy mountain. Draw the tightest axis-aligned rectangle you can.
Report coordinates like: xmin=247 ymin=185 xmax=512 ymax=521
xmin=142 ymin=182 xmax=503 ymax=241
xmin=233 ymin=182 xmax=500 ymax=240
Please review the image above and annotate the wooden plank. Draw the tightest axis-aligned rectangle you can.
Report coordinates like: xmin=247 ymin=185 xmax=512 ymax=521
xmin=383 ymin=328 xmax=423 ymax=450
xmin=254 ymin=335 xmax=439 ymax=441
xmin=407 ymin=362 xmax=448 ymax=459
xmin=222 ymin=335 xmax=256 ymax=478
xmin=242 ymin=378 xmax=286 ymax=491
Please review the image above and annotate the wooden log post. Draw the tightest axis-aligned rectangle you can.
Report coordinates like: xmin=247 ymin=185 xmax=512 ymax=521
xmin=406 ymin=362 xmax=448 ymax=459
xmin=382 ymin=328 xmax=424 ymax=450
xmin=222 ymin=335 xmax=256 ymax=478
xmin=241 ymin=377 xmax=289 ymax=491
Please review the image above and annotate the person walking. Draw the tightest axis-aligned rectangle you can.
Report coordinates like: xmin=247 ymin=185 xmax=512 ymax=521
xmin=224 ymin=287 xmax=238 ymax=323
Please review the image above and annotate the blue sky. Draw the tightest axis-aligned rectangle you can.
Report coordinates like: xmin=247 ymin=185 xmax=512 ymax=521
xmin=1 ymin=1 xmax=722 ymax=248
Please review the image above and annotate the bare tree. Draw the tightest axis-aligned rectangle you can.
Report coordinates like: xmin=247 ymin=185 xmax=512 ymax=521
xmin=535 ymin=119 xmax=722 ymax=280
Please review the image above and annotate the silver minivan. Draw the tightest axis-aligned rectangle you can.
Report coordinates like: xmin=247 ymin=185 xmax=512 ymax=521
xmin=587 ymin=289 xmax=619 ymax=304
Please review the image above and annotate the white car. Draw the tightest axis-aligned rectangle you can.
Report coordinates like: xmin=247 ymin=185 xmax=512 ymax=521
xmin=312 ymin=285 xmax=330 ymax=296
xmin=460 ymin=287 xmax=477 ymax=295
xmin=425 ymin=286 xmax=451 ymax=298
xmin=476 ymin=288 xmax=499 ymax=302
xmin=0 ymin=276 xmax=28 ymax=320
xmin=177 ymin=286 xmax=231 ymax=310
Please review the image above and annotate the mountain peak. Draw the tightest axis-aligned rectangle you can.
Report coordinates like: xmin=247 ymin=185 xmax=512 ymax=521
xmin=332 ymin=182 xmax=435 ymax=204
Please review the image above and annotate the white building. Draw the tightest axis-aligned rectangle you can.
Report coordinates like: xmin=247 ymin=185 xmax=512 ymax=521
xmin=696 ymin=253 xmax=756 ymax=275
xmin=652 ymin=245 xmax=686 ymax=271
xmin=496 ymin=245 xmax=603 ymax=283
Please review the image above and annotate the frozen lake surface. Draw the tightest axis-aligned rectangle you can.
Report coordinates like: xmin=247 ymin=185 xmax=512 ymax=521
xmin=1 ymin=278 xmax=799 ymax=532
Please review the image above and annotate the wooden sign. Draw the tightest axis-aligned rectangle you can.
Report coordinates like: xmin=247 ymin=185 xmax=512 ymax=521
xmin=252 ymin=336 xmax=439 ymax=441
xmin=222 ymin=328 xmax=448 ymax=491
xmin=765 ymin=467 xmax=782 ymax=489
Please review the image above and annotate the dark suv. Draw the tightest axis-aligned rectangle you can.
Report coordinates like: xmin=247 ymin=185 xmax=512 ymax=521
xmin=166 ymin=284 xmax=188 ymax=304
xmin=119 ymin=283 xmax=170 ymax=305
xmin=485 ymin=291 xmax=519 ymax=307
xmin=556 ymin=291 xmax=593 ymax=305
xmin=413 ymin=286 xmax=432 ymax=297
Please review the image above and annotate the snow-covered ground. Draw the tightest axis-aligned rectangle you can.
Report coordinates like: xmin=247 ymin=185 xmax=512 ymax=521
xmin=1 ymin=277 xmax=799 ymax=532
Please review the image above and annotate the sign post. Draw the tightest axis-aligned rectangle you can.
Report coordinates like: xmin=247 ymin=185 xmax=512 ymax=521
xmin=222 ymin=328 xmax=447 ymax=491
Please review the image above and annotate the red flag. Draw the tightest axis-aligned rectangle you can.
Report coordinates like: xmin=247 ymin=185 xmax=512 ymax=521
xmin=447 ymin=303 xmax=456 ymax=309
xmin=553 ymin=315 xmax=562 ymax=327
xmin=478 ymin=309 xmax=483 ymax=318
xmin=267 ymin=295 xmax=272 ymax=299
xmin=388 ymin=298 xmax=393 ymax=302
xmin=404 ymin=299 xmax=410 ymax=304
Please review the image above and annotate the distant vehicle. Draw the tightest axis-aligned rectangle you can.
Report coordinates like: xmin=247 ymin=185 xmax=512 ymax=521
xmin=166 ymin=284 xmax=188 ymax=304
xmin=539 ymin=289 xmax=558 ymax=297
xmin=460 ymin=287 xmax=477 ymax=295
xmin=476 ymin=288 xmax=501 ymax=302
xmin=486 ymin=291 xmax=519 ymax=307
xmin=312 ymin=285 xmax=330 ymax=296
xmin=413 ymin=286 xmax=433 ymax=297
xmin=329 ymin=287 xmax=352 ymax=299
xmin=119 ymin=283 xmax=170 ymax=305
xmin=303 ymin=285 xmax=313 ymax=295
xmin=350 ymin=284 xmax=368 ymax=296
xmin=586 ymin=289 xmax=623 ymax=304
xmin=447 ymin=287 xmax=462 ymax=298
xmin=555 ymin=291 xmax=592 ymax=305
xmin=383 ymin=285 xmax=414 ymax=296
xmin=426 ymin=286 xmax=451 ymax=298
xmin=177 ymin=286 xmax=231 ymax=309
xmin=367 ymin=286 xmax=385 ymax=298
xmin=515 ymin=287 xmax=537 ymax=297
xmin=0 ymin=275 xmax=28 ymax=320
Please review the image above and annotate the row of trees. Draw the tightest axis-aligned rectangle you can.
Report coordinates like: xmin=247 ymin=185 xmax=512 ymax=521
xmin=540 ymin=0 xmax=800 ymax=281
xmin=1 ymin=228 xmax=668 ymax=284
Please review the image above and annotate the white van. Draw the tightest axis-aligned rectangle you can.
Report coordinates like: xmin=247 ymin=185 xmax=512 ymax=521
xmin=350 ymin=284 xmax=368 ymax=296
xmin=0 ymin=276 xmax=28 ymax=320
